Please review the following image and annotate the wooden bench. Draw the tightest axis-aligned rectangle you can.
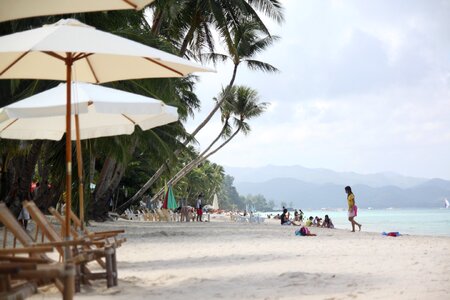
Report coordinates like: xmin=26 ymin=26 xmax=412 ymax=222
xmin=23 ymin=201 xmax=118 ymax=288
xmin=0 ymin=204 xmax=75 ymax=300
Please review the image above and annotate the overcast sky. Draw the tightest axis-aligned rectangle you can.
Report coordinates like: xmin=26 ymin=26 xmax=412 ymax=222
xmin=185 ymin=0 xmax=450 ymax=180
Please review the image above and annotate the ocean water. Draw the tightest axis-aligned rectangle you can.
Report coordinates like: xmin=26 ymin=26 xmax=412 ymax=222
xmin=262 ymin=208 xmax=450 ymax=237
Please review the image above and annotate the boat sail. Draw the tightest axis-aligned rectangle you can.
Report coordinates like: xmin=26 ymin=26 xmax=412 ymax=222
xmin=444 ymin=198 xmax=449 ymax=209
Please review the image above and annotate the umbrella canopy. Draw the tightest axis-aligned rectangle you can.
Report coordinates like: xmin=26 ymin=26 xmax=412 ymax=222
xmin=162 ymin=185 xmax=178 ymax=210
xmin=0 ymin=82 xmax=178 ymax=140
xmin=0 ymin=18 xmax=212 ymax=82
xmin=0 ymin=0 xmax=155 ymax=22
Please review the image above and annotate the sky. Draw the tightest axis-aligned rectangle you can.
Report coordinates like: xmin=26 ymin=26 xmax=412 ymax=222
xmin=185 ymin=0 xmax=450 ymax=180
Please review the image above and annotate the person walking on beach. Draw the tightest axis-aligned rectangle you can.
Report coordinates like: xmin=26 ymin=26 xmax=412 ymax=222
xmin=196 ymin=193 xmax=203 ymax=222
xmin=345 ymin=186 xmax=362 ymax=232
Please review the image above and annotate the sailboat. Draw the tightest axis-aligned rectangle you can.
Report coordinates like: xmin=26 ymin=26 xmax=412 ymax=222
xmin=444 ymin=198 xmax=449 ymax=209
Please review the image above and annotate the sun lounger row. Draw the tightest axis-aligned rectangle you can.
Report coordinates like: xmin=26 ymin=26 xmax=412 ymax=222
xmin=0 ymin=201 xmax=126 ymax=299
xmin=231 ymin=213 xmax=266 ymax=224
xmin=122 ymin=207 xmax=212 ymax=223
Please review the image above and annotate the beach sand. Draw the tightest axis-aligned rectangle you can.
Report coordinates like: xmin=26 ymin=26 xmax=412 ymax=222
xmin=24 ymin=215 xmax=450 ymax=299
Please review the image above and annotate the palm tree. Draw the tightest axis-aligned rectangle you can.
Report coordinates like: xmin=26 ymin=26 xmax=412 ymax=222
xmin=0 ymin=11 xmax=203 ymax=220
xmin=151 ymin=85 xmax=267 ymax=201
xmin=125 ymin=20 xmax=279 ymax=209
xmin=173 ymin=158 xmax=225 ymax=205
xmin=150 ymin=0 xmax=284 ymax=58
xmin=192 ymin=20 xmax=279 ymax=140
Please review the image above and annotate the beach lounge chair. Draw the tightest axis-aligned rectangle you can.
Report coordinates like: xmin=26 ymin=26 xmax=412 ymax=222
xmin=140 ymin=209 xmax=156 ymax=222
xmin=123 ymin=209 xmax=139 ymax=220
xmin=48 ymin=207 xmax=126 ymax=249
xmin=22 ymin=201 xmax=118 ymax=288
xmin=155 ymin=209 xmax=168 ymax=222
xmin=0 ymin=246 xmax=75 ymax=300
xmin=0 ymin=203 xmax=75 ymax=298
xmin=145 ymin=209 xmax=157 ymax=221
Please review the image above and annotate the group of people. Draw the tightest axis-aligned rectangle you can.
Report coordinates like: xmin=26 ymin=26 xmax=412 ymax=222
xmin=281 ymin=210 xmax=335 ymax=229
xmin=173 ymin=193 xmax=205 ymax=222
xmin=278 ymin=185 xmax=363 ymax=232
xmin=304 ymin=215 xmax=334 ymax=228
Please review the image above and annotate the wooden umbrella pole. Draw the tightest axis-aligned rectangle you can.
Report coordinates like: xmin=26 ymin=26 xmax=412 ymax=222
xmin=64 ymin=53 xmax=73 ymax=261
xmin=75 ymin=114 xmax=85 ymax=231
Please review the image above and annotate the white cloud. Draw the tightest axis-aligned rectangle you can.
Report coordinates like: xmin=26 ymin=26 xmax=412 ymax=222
xmin=187 ymin=0 xmax=450 ymax=180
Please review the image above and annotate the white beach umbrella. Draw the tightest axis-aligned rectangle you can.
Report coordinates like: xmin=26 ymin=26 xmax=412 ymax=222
xmin=0 ymin=18 xmax=211 ymax=82
xmin=212 ymin=193 xmax=219 ymax=210
xmin=0 ymin=82 xmax=178 ymax=141
xmin=0 ymin=0 xmax=155 ymax=22
xmin=0 ymin=82 xmax=178 ymax=233
xmin=0 ymin=18 xmax=212 ymax=241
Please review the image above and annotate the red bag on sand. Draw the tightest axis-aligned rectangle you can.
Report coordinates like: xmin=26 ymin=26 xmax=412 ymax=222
xmin=300 ymin=226 xmax=310 ymax=236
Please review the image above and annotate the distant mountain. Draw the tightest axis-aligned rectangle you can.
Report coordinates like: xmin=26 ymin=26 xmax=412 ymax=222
xmin=234 ymin=178 xmax=450 ymax=209
xmin=225 ymin=165 xmax=427 ymax=188
xmin=225 ymin=165 xmax=450 ymax=208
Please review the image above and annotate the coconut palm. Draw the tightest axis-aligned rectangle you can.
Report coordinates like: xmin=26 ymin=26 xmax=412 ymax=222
xmin=151 ymin=85 xmax=267 ymax=201
xmin=0 ymin=10 xmax=203 ymax=219
xmin=124 ymin=20 xmax=279 ymax=210
xmin=172 ymin=154 xmax=225 ymax=205
xmin=150 ymin=0 xmax=284 ymax=58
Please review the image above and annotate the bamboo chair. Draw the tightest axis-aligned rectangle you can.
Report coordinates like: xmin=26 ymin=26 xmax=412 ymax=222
xmin=155 ymin=209 xmax=168 ymax=222
xmin=144 ymin=209 xmax=157 ymax=222
xmin=0 ymin=246 xmax=75 ymax=300
xmin=22 ymin=201 xmax=117 ymax=288
xmin=0 ymin=203 xmax=75 ymax=298
xmin=48 ymin=206 xmax=123 ymax=286
xmin=49 ymin=207 xmax=126 ymax=248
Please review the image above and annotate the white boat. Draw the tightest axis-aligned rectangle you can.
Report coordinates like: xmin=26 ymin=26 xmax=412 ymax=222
xmin=444 ymin=198 xmax=449 ymax=209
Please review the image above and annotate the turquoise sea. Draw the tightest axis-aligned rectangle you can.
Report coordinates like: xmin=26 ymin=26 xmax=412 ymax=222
xmin=263 ymin=208 xmax=450 ymax=237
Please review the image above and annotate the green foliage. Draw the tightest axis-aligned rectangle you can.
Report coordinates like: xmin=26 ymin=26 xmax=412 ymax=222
xmin=217 ymin=175 xmax=274 ymax=212
xmin=241 ymin=194 xmax=274 ymax=212
xmin=218 ymin=175 xmax=244 ymax=210
xmin=0 ymin=1 xmax=285 ymax=217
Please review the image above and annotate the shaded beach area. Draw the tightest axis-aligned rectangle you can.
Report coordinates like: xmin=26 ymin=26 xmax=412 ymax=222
xmin=26 ymin=216 xmax=450 ymax=300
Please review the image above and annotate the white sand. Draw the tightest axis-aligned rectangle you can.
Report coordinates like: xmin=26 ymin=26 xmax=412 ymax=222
xmin=27 ymin=216 xmax=450 ymax=299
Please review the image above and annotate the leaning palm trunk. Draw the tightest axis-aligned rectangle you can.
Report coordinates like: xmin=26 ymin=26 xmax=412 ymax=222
xmin=151 ymin=126 xmax=241 ymax=202
xmin=120 ymin=69 xmax=239 ymax=213
xmin=116 ymin=120 xmax=228 ymax=214
xmin=93 ymin=139 xmax=137 ymax=219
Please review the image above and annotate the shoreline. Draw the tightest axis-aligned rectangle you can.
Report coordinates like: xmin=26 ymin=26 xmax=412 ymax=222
xmin=26 ymin=216 xmax=450 ymax=299
xmin=259 ymin=209 xmax=450 ymax=237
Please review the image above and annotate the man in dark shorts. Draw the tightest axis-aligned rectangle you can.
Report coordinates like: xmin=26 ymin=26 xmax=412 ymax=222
xmin=196 ymin=193 xmax=203 ymax=222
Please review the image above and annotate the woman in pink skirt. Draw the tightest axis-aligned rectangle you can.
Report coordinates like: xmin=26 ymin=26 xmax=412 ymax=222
xmin=345 ymin=186 xmax=362 ymax=232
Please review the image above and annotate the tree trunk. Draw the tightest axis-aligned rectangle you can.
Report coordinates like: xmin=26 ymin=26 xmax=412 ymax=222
xmin=34 ymin=141 xmax=52 ymax=210
xmin=0 ymin=153 xmax=11 ymax=201
xmin=122 ymin=63 xmax=239 ymax=211
xmin=179 ymin=16 xmax=198 ymax=57
xmin=4 ymin=141 xmax=43 ymax=216
xmin=92 ymin=140 xmax=137 ymax=220
xmin=116 ymin=160 xmax=168 ymax=214
xmin=151 ymin=9 xmax=164 ymax=35
xmin=151 ymin=127 xmax=242 ymax=202
xmin=92 ymin=160 xmax=127 ymax=220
